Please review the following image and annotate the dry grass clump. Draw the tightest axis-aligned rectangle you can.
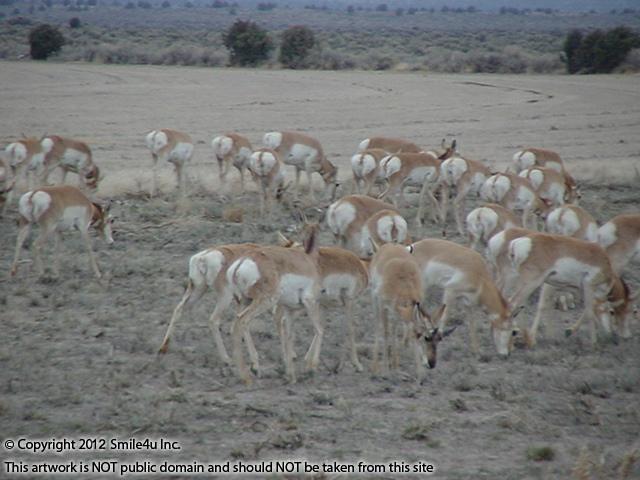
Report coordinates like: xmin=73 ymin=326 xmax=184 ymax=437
xmin=222 ymin=206 xmax=244 ymax=223
xmin=526 ymin=445 xmax=556 ymax=462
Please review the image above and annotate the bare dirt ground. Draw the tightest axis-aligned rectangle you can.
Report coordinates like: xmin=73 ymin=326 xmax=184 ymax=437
xmin=1 ymin=62 xmax=639 ymax=479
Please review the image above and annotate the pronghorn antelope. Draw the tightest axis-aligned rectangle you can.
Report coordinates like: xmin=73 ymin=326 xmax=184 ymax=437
xmin=518 ymin=166 xmax=579 ymax=207
xmin=409 ymin=238 xmax=517 ymax=357
xmin=10 ymin=185 xmax=113 ymax=279
xmin=597 ymin=213 xmax=640 ymax=276
xmin=512 ymin=147 xmax=577 ymax=191
xmin=507 ymin=232 xmax=634 ymax=346
xmin=263 ymin=131 xmax=337 ymax=201
xmin=359 ymin=209 xmax=410 ymax=259
xmin=466 ymin=203 xmax=522 ymax=252
xmin=325 ymin=194 xmax=399 ymax=257
xmin=545 ymin=204 xmax=598 ymax=242
xmin=145 ymin=129 xmax=194 ymax=197
xmin=378 ymin=151 xmax=442 ymax=226
xmin=512 ymin=147 xmax=565 ymax=173
xmin=479 ymin=172 xmax=549 ymax=229
xmin=158 ymin=243 xmax=260 ymax=364
xmin=278 ymin=232 xmax=369 ymax=372
xmin=350 ymin=148 xmax=387 ymax=195
xmin=4 ymin=136 xmax=45 ymax=188
xmin=40 ymin=135 xmax=101 ymax=191
xmin=439 ymin=154 xmax=492 ymax=235
xmin=357 ymin=136 xmax=422 ymax=154
xmin=369 ymin=243 xmax=449 ymax=380
xmin=248 ymin=148 xmax=286 ymax=217
xmin=211 ymin=132 xmax=253 ymax=192
xmin=225 ymin=224 xmax=323 ymax=384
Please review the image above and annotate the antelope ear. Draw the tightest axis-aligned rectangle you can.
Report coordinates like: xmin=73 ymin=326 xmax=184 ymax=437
xmin=368 ymin=236 xmax=380 ymax=255
xmin=443 ymin=325 xmax=457 ymax=338
xmin=431 ymin=304 xmax=446 ymax=324
xmin=277 ymin=231 xmax=293 ymax=247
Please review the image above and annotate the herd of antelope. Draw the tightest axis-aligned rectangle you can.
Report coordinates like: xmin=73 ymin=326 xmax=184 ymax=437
xmin=2 ymin=129 xmax=639 ymax=385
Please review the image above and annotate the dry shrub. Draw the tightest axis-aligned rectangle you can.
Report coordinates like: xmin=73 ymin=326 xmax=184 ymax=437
xmin=222 ymin=206 xmax=244 ymax=223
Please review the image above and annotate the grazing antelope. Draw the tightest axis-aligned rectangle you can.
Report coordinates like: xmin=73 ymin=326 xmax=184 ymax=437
xmin=369 ymin=243 xmax=449 ymax=380
xmin=211 ymin=132 xmax=252 ymax=192
xmin=40 ymin=135 xmax=101 ymax=191
xmin=325 ymin=195 xmax=399 ymax=257
xmin=278 ymin=232 xmax=369 ymax=372
xmin=359 ymin=209 xmax=410 ymax=259
xmin=439 ymin=154 xmax=492 ymax=235
xmin=10 ymin=185 xmax=113 ymax=279
xmin=378 ymin=151 xmax=442 ymax=226
xmin=145 ymin=129 xmax=194 ymax=197
xmin=248 ymin=148 xmax=286 ymax=218
xmin=226 ymin=224 xmax=323 ymax=384
xmin=480 ymin=172 xmax=549 ymax=229
xmin=263 ymin=131 xmax=337 ymax=201
xmin=350 ymin=148 xmax=387 ymax=195
xmin=409 ymin=238 xmax=517 ymax=357
xmin=507 ymin=232 xmax=634 ymax=346
xmin=544 ymin=205 xmax=599 ymax=311
xmin=518 ymin=166 xmax=578 ymax=206
xmin=466 ymin=203 xmax=522 ymax=252
xmin=158 ymin=243 xmax=260 ymax=365
xmin=357 ymin=136 xmax=422 ymax=154
xmin=597 ymin=214 xmax=640 ymax=276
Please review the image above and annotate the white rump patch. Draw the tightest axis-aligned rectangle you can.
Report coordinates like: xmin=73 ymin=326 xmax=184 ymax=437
xmin=351 ymin=153 xmax=376 ymax=178
xmin=508 ymin=237 xmax=533 ymax=268
xmin=212 ymin=136 xmax=233 ymax=157
xmin=520 ymin=169 xmax=544 ymax=190
xmin=487 ymin=230 xmax=507 ymax=263
xmin=380 ymin=155 xmax=401 ymax=178
xmin=597 ymin=222 xmax=618 ymax=248
xmin=514 ymin=151 xmax=536 ymax=171
xmin=263 ymin=132 xmax=283 ymax=150
xmin=250 ymin=151 xmax=277 ymax=176
xmin=227 ymin=257 xmax=261 ymax=297
xmin=441 ymin=156 xmax=468 ymax=185
xmin=6 ymin=142 xmax=27 ymax=166
xmin=19 ymin=190 xmax=50 ymax=222
xmin=41 ymin=137 xmax=55 ymax=155
xmin=327 ymin=201 xmax=356 ymax=236
xmin=467 ymin=207 xmax=498 ymax=242
xmin=377 ymin=214 xmax=407 ymax=243
xmin=190 ymin=249 xmax=225 ymax=288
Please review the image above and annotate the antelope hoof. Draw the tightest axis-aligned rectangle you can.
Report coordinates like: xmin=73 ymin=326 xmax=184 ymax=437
xmin=158 ymin=340 xmax=170 ymax=354
xmin=564 ymin=328 xmax=574 ymax=338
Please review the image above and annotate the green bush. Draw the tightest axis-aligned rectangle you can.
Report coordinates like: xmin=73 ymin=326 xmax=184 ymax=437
xmin=28 ymin=24 xmax=65 ymax=59
xmin=279 ymin=25 xmax=315 ymax=69
xmin=563 ymin=26 xmax=639 ymax=74
xmin=223 ymin=20 xmax=273 ymax=66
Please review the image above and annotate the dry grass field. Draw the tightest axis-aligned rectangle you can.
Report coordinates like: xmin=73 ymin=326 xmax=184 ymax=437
xmin=1 ymin=62 xmax=639 ymax=479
